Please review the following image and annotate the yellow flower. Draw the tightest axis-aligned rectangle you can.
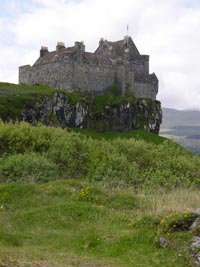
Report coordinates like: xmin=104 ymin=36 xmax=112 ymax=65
xmin=160 ymin=218 xmax=165 ymax=225
xmin=96 ymin=205 xmax=104 ymax=209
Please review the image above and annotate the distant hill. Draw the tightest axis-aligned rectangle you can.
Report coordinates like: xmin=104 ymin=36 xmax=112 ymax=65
xmin=161 ymin=108 xmax=200 ymax=128
xmin=160 ymin=108 xmax=200 ymax=154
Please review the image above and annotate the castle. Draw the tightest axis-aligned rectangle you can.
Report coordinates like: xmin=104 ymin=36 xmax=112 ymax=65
xmin=19 ymin=36 xmax=158 ymax=100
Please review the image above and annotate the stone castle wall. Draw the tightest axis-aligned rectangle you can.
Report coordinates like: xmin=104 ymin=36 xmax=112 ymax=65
xmin=19 ymin=37 xmax=158 ymax=100
xmin=130 ymin=55 xmax=149 ymax=75
xmin=19 ymin=60 xmax=157 ymax=99
xmin=134 ymin=82 xmax=158 ymax=100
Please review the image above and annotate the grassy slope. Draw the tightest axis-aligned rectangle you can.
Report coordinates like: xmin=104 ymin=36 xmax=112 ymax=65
xmin=72 ymin=128 xmax=166 ymax=145
xmin=0 ymin=83 xmax=198 ymax=266
xmin=0 ymin=82 xmax=55 ymax=120
xmin=0 ymin=122 xmax=198 ymax=266
xmin=0 ymin=180 xmax=198 ymax=267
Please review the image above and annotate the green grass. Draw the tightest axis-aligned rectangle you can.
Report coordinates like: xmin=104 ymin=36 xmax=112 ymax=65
xmin=91 ymin=93 xmax=123 ymax=114
xmin=0 ymin=180 xmax=197 ymax=267
xmin=0 ymin=120 xmax=199 ymax=266
xmin=71 ymin=128 xmax=167 ymax=145
xmin=0 ymin=82 xmax=56 ymax=120
xmin=0 ymin=82 xmax=55 ymax=95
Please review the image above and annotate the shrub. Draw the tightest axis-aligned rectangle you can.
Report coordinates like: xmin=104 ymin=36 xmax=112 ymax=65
xmin=0 ymin=121 xmax=200 ymax=188
xmin=0 ymin=153 xmax=59 ymax=183
xmin=0 ymin=121 xmax=59 ymax=155
xmin=88 ymin=151 xmax=140 ymax=186
xmin=48 ymin=133 xmax=90 ymax=178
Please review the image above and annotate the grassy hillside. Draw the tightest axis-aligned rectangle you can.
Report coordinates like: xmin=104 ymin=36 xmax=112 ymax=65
xmin=0 ymin=121 xmax=199 ymax=266
xmin=0 ymin=82 xmax=55 ymax=120
xmin=0 ymin=121 xmax=197 ymax=188
xmin=0 ymin=83 xmax=199 ymax=266
xmin=1 ymin=180 xmax=199 ymax=267
xmin=72 ymin=128 xmax=166 ymax=144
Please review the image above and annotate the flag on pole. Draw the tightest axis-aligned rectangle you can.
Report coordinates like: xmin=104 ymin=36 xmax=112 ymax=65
xmin=127 ymin=25 xmax=129 ymax=36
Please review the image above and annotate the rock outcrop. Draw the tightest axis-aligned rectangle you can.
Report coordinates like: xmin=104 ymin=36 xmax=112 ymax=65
xmin=20 ymin=92 xmax=162 ymax=134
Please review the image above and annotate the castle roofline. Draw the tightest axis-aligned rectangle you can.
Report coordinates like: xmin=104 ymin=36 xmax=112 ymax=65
xmin=33 ymin=46 xmax=76 ymax=66
xmin=94 ymin=36 xmax=140 ymax=58
xmin=32 ymin=36 xmax=147 ymax=67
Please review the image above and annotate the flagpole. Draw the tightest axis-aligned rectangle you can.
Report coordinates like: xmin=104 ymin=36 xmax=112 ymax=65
xmin=126 ymin=25 xmax=129 ymax=48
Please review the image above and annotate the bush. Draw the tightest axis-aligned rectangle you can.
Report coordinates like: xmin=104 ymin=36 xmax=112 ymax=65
xmin=0 ymin=121 xmax=60 ymax=155
xmin=0 ymin=121 xmax=200 ymax=188
xmin=88 ymin=140 xmax=141 ymax=186
xmin=0 ymin=153 xmax=59 ymax=183
xmin=48 ymin=133 xmax=90 ymax=178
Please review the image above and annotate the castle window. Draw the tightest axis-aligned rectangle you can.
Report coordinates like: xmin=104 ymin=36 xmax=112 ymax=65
xmin=103 ymin=49 xmax=107 ymax=55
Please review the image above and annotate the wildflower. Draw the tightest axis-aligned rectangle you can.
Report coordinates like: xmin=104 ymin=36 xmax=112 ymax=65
xmin=160 ymin=218 xmax=165 ymax=225
xmin=97 ymin=205 xmax=104 ymax=209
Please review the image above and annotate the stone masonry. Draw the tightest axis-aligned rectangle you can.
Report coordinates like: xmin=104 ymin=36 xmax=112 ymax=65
xmin=19 ymin=36 xmax=159 ymax=100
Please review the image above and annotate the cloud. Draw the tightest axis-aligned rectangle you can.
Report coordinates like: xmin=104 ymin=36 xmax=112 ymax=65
xmin=0 ymin=0 xmax=200 ymax=109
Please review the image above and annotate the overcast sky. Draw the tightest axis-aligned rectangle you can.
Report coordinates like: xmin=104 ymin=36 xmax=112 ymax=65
xmin=0 ymin=0 xmax=200 ymax=110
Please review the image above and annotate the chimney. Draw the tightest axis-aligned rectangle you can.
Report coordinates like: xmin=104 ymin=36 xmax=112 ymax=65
xmin=56 ymin=42 xmax=65 ymax=52
xmin=99 ymin=38 xmax=104 ymax=46
xmin=40 ymin=46 xmax=49 ymax=57
xmin=75 ymin=41 xmax=85 ymax=52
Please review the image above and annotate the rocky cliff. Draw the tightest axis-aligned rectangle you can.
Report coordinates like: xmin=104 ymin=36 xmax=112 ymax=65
xmin=20 ymin=92 xmax=162 ymax=134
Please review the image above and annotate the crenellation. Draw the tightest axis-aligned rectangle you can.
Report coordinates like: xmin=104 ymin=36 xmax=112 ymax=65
xmin=19 ymin=36 xmax=159 ymax=100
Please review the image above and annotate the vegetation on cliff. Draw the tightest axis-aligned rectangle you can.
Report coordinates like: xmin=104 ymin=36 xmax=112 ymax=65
xmin=0 ymin=82 xmax=161 ymax=134
xmin=0 ymin=82 xmax=55 ymax=120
